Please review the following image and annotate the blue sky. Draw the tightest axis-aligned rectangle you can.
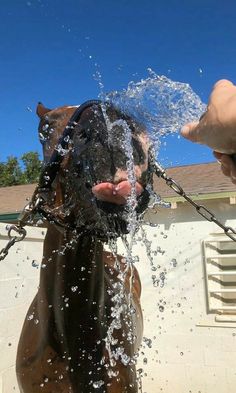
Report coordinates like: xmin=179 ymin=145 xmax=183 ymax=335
xmin=1 ymin=0 xmax=236 ymax=167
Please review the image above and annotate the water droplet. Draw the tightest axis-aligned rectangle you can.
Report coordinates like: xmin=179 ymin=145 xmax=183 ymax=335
xmin=143 ymin=357 xmax=148 ymax=364
xmin=121 ymin=353 xmax=131 ymax=366
xmin=170 ymin=258 xmax=177 ymax=268
xmin=42 ymin=124 xmax=49 ymax=131
xmin=63 ymin=135 xmax=71 ymax=143
xmin=92 ymin=380 xmax=104 ymax=389
xmin=32 ymin=260 xmax=39 ymax=268
xmin=151 ymin=266 xmax=157 ymax=271
xmin=143 ymin=337 xmax=152 ymax=348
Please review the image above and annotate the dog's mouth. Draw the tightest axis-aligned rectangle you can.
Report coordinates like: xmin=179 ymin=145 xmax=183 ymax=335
xmin=92 ymin=180 xmax=144 ymax=205
xmin=90 ymin=180 xmax=149 ymax=239
xmin=58 ymin=176 xmax=150 ymax=239
xmin=86 ymin=180 xmax=146 ymax=239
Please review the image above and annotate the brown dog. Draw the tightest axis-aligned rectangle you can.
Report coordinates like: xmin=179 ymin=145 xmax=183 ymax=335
xmin=16 ymin=101 xmax=153 ymax=393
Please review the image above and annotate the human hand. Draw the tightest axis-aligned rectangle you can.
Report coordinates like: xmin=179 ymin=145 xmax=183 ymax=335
xmin=214 ymin=151 xmax=236 ymax=185
xmin=181 ymin=79 xmax=236 ymax=154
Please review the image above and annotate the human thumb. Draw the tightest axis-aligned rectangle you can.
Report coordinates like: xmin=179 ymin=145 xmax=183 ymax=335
xmin=181 ymin=121 xmax=199 ymax=142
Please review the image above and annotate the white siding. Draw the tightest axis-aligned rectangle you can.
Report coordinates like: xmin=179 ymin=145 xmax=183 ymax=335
xmin=0 ymin=223 xmax=43 ymax=393
xmin=126 ymin=198 xmax=236 ymax=393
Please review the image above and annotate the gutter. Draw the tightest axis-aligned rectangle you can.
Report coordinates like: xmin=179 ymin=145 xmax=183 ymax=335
xmin=153 ymin=190 xmax=236 ymax=209
xmin=0 ymin=213 xmax=20 ymax=223
xmin=161 ymin=190 xmax=236 ymax=203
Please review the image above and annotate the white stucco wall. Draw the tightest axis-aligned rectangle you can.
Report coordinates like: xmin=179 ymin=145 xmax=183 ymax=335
xmin=0 ymin=197 xmax=236 ymax=393
xmin=0 ymin=223 xmax=43 ymax=393
xmin=127 ymin=198 xmax=236 ymax=393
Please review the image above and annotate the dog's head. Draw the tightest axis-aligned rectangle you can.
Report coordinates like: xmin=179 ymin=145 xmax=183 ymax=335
xmin=37 ymin=101 xmax=153 ymax=239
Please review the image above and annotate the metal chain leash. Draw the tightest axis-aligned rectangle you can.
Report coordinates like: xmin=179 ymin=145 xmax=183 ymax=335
xmin=0 ymin=184 xmax=78 ymax=262
xmin=153 ymin=162 xmax=236 ymax=242
xmin=0 ymin=190 xmax=43 ymax=261
xmin=0 ymin=225 xmax=26 ymax=261
xmin=1 ymin=161 xmax=236 ymax=261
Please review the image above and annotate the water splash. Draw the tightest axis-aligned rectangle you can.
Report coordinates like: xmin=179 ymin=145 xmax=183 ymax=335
xmin=65 ymin=71 xmax=206 ymax=387
xmin=104 ymin=69 xmax=206 ymax=152
xmin=92 ymin=380 xmax=105 ymax=389
xmin=104 ymin=237 xmax=138 ymax=378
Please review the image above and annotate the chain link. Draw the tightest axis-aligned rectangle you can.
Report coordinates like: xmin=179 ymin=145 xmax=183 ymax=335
xmin=0 ymin=225 xmax=27 ymax=261
xmin=0 ymin=189 xmax=46 ymax=262
xmin=154 ymin=162 xmax=236 ymax=242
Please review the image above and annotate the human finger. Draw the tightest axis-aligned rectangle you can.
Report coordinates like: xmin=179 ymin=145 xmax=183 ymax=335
xmin=220 ymin=154 xmax=236 ymax=182
xmin=213 ymin=151 xmax=223 ymax=161
xmin=221 ymin=154 xmax=234 ymax=168
xmin=231 ymin=162 xmax=236 ymax=183
xmin=222 ymin=154 xmax=236 ymax=183
xmin=213 ymin=79 xmax=234 ymax=90
xmin=180 ymin=121 xmax=199 ymax=141
xmin=220 ymin=162 xmax=231 ymax=177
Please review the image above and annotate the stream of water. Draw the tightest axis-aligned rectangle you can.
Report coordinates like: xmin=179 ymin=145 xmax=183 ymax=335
xmin=101 ymin=71 xmax=206 ymax=390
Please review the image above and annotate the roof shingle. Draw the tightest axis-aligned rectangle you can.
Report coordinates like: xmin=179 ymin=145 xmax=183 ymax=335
xmin=154 ymin=162 xmax=236 ymax=198
xmin=0 ymin=183 xmax=36 ymax=214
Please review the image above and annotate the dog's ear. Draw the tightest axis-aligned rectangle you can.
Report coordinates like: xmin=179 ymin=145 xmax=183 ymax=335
xmin=36 ymin=102 xmax=51 ymax=118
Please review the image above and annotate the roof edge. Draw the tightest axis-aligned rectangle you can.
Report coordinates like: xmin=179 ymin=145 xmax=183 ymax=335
xmin=163 ymin=161 xmax=217 ymax=170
